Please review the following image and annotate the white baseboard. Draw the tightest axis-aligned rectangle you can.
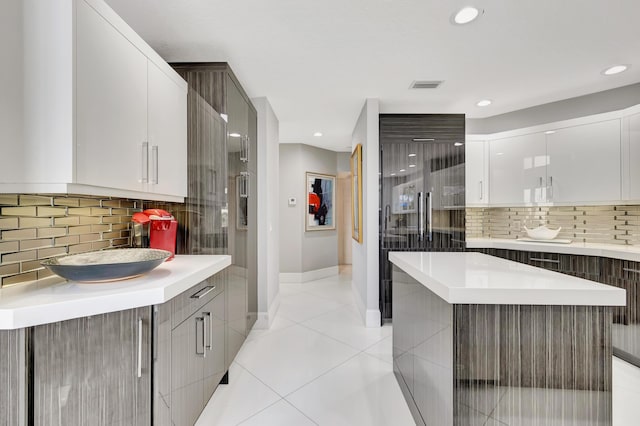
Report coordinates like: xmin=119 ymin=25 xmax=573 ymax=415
xmin=279 ymin=266 xmax=339 ymax=283
xmin=253 ymin=293 xmax=281 ymax=330
xmin=352 ymin=284 xmax=381 ymax=328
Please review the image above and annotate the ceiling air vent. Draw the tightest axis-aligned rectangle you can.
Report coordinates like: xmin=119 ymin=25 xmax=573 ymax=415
xmin=410 ymin=80 xmax=443 ymax=89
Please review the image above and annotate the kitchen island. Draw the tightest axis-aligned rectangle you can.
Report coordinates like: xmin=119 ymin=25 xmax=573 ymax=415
xmin=390 ymin=251 xmax=626 ymax=426
xmin=0 ymin=255 xmax=231 ymax=426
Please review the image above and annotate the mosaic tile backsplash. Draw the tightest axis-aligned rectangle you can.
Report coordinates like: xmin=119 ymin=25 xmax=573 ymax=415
xmin=466 ymin=205 xmax=640 ymax=245
xmin=0 ymin=194 xmax=139 ymax=287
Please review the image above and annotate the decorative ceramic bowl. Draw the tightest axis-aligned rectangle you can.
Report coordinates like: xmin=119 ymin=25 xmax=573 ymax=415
xmin=41 ymin=248 xmax=171 ymax=283
xmin=523 ymin=225 xmax=562 ymax=240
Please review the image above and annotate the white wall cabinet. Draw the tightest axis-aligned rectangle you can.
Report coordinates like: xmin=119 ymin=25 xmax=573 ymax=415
xmin=0 ymin=0 xmax=187 ymax=202
xmin=625 ymin=113 xmax=640 ymax=201
xmin=489 ymin=133 xmax=547 ymax=205
xmin=546 ymin=119 xmax=621 ymax=203
xmin=465 ymin=140 xmax=489 ymax=206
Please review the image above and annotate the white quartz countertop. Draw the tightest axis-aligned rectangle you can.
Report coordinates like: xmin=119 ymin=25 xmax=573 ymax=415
xmin=0 ymin=255 xmax=231 ymax=330
xmin=467 ymin=238 xmax=640 ymax=262
xmin=389 ymin=252 xmax=626 ymax=306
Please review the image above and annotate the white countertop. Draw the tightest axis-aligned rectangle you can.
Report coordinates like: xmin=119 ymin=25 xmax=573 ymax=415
xmin=466 ymin=238 xmax=640 ymax=262
xmin=0 ymin=255 xmax=231 ymax=330
xmin=389 ymin=251 xmax=626 ymax=306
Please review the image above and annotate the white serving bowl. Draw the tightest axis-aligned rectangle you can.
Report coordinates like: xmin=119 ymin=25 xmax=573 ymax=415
xmin=523 ymin=225 xmax=561 ymax=240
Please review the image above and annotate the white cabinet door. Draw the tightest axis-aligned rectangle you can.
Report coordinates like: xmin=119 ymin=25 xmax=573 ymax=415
xmin=75 ymin=0 xmax=147 ymax=191
xmin=147 ymin=61 xmax=188 ymax=197
xmin=489 ymin=133 xmax=546 ymax=205
xmin=626 ymin=113 xmax=640 ymax=200
xmin=546 ymin=119 xmax=621 ymax=203
xmin=465 ymin=140 xmax=488 ymax=205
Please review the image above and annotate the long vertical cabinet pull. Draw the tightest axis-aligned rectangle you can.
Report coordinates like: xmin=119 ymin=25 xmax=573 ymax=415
xmin=417 ymin=192 xmax=424 ymax=241
xmin=141 ymin=142 xmax=149 ymax=183
xmin=427 ymin=191 xmax=433 ymax=242
xmin=246 ymin=135 xmax=250 ymax=164
xmin=549 ymin=176 xmax=553 ymax=200
xmin=240 ymin=136 xmax=248 ymax=162
xmin=137 ymin=317 xmax=143 ymax=378
xmin=479 ymin=181 xmax=483 ymax=200
xmin=151 ymin=145 xmax=159 ymax=184
xmin=203 ymin=312 xmax=212 ymax=351
xmin=195 ymin=317 xmax=205 ymax=356
xmin=240 ymin=172 xmax=249 ymax=198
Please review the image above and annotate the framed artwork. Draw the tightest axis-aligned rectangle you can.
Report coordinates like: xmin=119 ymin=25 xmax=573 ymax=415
xmin=351 ymin=144 xmax=363 ymax=243
xmin=236 ymin=175 xmax=248 ymax=230
xmin=306 ymin=172 xmax=336 ymax=231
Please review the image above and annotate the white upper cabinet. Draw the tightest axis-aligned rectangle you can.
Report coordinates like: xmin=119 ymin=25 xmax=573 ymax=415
xmin=465 ymin=140 xmax=489 ymax=206
xmin=0 ymin=0 xmax=187 ymax=202
xmin=489 ymin=133 xmax=546 ymax=205
xmin=546 ymin=119 xmax=621 ymax=203
xmin=625 ymin=113 xmax=640 ymax=201
xmin=147 ymin=61 xmax=188 ymax=197
xmin=76 ymin=0 xmax=148 ymax=192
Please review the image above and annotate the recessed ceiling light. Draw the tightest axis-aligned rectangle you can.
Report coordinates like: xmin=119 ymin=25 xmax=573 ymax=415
xmin=602 ymin=65 xmax=628 ymax=75
xmin=399 ymin=169 xmax=406 ymax=172
xmin=453 ymin=7 xmax=480 ymax=25
xmin=229 ymin=132 xmax=241 ymax=138
xmin=476 ymin=99 xmax=492 ymax=107
xmin=454 ymin=142 xmax=464 ymax=147
xmin=408 ymin=153 xmax=417 ymax=157
xmin=313 ymin=132 xmax=323 ymax=137
xmin=390 ymin=173 xmax=397 ymax=176
xmin=409 ymin=164 xmax=416 ymax=168
xmin=545 ymin=130 xmax=556 ymax=135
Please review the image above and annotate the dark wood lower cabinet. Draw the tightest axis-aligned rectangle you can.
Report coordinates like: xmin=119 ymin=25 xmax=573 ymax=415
xmin=32 ymin=307 xmax=152 ymax=426
xmin=0 ymin=329 xmax=26 ymax=426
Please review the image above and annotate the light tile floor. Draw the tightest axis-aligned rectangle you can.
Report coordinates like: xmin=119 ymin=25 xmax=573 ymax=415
xmin=195 ymin=266 xmax=415 ymax=426
xmin=195 ymin=266 xmax=640 ymax=426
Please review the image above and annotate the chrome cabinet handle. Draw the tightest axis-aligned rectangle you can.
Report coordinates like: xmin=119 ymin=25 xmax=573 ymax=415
xmin=549 ymin=176 xmax=553 ymax=199
xmin=151 ymin=146 xmax=159 ymax=184
xmin=539 ymin=176 xmax=543 ymax=187
xmin=479 ymin=181 xmax=483 ymax=200
xmin=195 ymin=317 xmax=205 ymax=356
xmin=141 ymin=142 xmax=149 ymax=183
xmin=529 ymin=257 xmax=560 ymax=264
xmin=240 ymin=172 xmax=249 ymax=198
xmin=417 ymin=192 xmax=424 ymax=240
xmin=240 ymin=136 xmax=248 ymax=162
xmin=203 ymin=312 xmax=212 ymax=351
xmin=190 ymin=285 xmax=216 ymax=299
xmin=623 ymin=267 xmax=640 ymax=274
xmin=246 ymin=136 xmax=250 ymax=163
xmin=427 ymin=192 xmax=433 ymax=242
xmin=137 ymin=318 xmax=143 ymax=378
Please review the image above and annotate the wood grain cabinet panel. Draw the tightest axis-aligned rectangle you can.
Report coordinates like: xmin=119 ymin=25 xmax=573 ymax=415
xmin=32 ymin=307 xmax=151 ymax=426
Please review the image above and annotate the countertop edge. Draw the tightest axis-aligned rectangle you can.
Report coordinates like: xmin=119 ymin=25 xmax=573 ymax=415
xmin=467 ymin=238 xmax=640 ymax=262
xmin=0 ymin=255 xmax=232 ymax=330
xmin=389 ymin=251 xmax=626 ymax=306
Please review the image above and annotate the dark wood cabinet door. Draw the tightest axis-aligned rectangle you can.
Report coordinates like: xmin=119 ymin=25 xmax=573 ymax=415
xmin=33 ymin=307 xmax=151 ymax=426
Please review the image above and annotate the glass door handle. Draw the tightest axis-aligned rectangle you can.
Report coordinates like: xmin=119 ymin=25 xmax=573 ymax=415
xmin=426 ymin=192 xmax=433 ymax=242
xmin=417 ymin=192 xmax=424 ymax=240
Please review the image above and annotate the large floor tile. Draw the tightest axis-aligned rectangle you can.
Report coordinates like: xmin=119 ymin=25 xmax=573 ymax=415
xmin=286 ymin=353 xmax=416 ymax=426
xmin=276 ymin=291 xmax=345 ymax=323
xmin=195 ymin=363 xmax=281 ymax=426
xmin=245 ymin=316 xmax=296 ymax=342
xmin=364 ymin=334 xmax=393 ymax=364
xmin=301 ymin=305 xmax=391 ymax=350
xmin=234 ymin=324 xmax=359 ymax=396
xmin=239 ymin=399 xmax=317 ymax=426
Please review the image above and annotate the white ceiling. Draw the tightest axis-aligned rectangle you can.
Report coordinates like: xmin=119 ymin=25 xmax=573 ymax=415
xmin=105 ymin=0 xmax=640 ymax=152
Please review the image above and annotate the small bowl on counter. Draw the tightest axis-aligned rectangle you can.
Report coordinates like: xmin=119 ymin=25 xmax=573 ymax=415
xmin=523 ymin=225 xmax=562 ymax=240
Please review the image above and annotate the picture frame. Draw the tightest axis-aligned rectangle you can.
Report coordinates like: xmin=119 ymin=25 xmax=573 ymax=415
xmin=236 ymin=175 xmax=248 ymax=231
xmin=305 ymin=172 xmax=336 ymax=231
xmin=351 ymin=144 xmax=363 ymax=243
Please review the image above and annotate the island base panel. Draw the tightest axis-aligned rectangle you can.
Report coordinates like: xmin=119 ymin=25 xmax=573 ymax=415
xmin=393 ymin=266 xmax=613 ymax=425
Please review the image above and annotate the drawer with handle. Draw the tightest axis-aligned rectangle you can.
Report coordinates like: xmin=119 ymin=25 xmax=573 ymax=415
xmin=171 ymin=275 xmax=224 ymax=329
